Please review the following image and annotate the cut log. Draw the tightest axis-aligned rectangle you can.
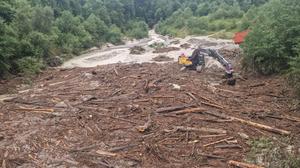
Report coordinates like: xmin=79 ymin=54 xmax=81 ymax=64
xmin=228 ymin=160 xmax=265 ymax=168
xmin=201 ymin=111 xmax=291 ymax=136
xmin=249 ymin=83 xmax=266 ymax=88
xmin=198 ymin=134 xmax=227 ymax=138
xmin=173 ymin=107 xmax=206 ymax=115
xmin=155 ymin=105 xmax=194 ymax=113
xmin=186 ymin=92 xmax=224 ymax=109
xmin=198 ymin=153 xmax=225 ymax=160
xmin=96 ymin=150 xmax=117 ymax=157
xmin=174 ymin=126 xmax=227 ymax=134
xmin=231 ymin=116 xmax=291 ymax=135
xmin=15 ymin=107 xmax=54 ymax=112
xmin=200 ymin=101 xmax=224 ymax=109
xmin=203 ymin=137 xmax=234 ymax=147
xmin=215 ymin=144 xmax=242 ymax=149
xmin=152 ymin=96 xmax=175 ymax=99
xmin=283 ymin=115 xmax=300 ymax=123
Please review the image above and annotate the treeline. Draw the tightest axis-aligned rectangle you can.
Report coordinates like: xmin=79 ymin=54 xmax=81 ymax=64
xmin=0 ymin=0 xmax=150 ymax=77
xmin=156 ymin=0 xmax=268 ymax=38
xmin=1 ymin=0 xmax=299 ymax=96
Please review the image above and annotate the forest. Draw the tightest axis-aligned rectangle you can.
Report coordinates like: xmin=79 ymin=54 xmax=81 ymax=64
xmin=0 ymin=0 xmax=299 ymax=94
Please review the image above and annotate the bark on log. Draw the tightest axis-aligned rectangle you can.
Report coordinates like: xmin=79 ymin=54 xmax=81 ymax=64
xmin=173 ymin=107 xmax=206 ymax=115
xmin=228 ymin=160 xmax=265 ymax=168
xmin=174 ymin=126 xmax=227 ymax=134
xmin=231 ymin=116 xmax=291 ymax=135
xmin=155 ymin=105 xmax=194 ymax=113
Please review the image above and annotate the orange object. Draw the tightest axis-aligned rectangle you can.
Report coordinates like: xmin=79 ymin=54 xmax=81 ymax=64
xmin=233 ymin=30 xmax=249 ymax=44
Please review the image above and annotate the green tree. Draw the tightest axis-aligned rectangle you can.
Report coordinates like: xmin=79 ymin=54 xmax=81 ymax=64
xmin=242 ymin=0 xmax=300 ymax=74
xmin=106 ymin=25 xmax=122 ymax=44
xmin=83 ymin=14 xmax=108 ymax=44
xmin=32 ymin=6 xmax=54 ymax=33
xmin=126 ymin=20 xmax=149 ymax=39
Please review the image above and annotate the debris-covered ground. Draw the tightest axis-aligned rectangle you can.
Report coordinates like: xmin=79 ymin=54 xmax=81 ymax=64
xmin=1 ymin=55 xmax=300 ymax=167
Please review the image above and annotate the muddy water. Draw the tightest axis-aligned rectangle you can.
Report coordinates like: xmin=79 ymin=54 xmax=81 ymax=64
xmin=62 ymin=30 xmax=239 ymax=68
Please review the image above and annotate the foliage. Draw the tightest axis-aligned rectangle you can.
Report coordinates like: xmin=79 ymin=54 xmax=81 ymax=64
xmin=246 ymin=138 xmax=300 ymax=168
xmin=242 ymin=0 xmax=300 ymax=75
xmin=16 ymin=57 xmax=44 ymax=76
xmin=156 ymin=1 xmax=249 ymax=37
xmin=125 ymin=20 xmax=149 ymax=39
xmin=0 ymin=0 xmax=270 ymax=78
xmin=106 ymin=25 xmax=123 ymax=44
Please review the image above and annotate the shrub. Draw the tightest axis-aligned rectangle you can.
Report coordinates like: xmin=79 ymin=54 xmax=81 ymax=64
xmin=16 ymin=57 xmax=44 ymax=76
xmin=242 ymin=0 xmax=300 ymax=74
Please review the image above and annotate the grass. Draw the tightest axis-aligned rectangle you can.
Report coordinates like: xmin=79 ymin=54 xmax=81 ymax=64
xmin=246 ymin=138 xmax=300 ymax=168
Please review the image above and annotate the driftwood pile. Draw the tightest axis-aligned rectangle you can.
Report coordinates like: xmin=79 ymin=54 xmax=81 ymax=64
xmin=0 ymin=62 xmax=299 ymax=167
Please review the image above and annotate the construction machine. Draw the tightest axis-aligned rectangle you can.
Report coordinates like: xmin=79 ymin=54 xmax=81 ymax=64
xmin=178 ymin=48 xmax=236 ymax=85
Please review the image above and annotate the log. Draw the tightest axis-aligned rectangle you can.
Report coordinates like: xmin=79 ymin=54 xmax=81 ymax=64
xmin=152 ymin=96 xmax=175 ymax=99
xmin=113 ymin=66 xmax=119 ymax=76
xmin=198 ymin=134 xmax=227 ymax=138
xmin=249 ymin=83 xmax=266 ymax=88
xmin=155 ymin=105 xmax=194 ymax=113
xmin=186 ymin=92 xmax=198 ymax=101
xmin=228 ymin=160 xmax=265 ymax=168
xmin=201 ymin=111 xmax=291 ymax=135
xmin=203 ymin=137 xmax=234 ymax=147
xmin=186 ymin=92 xmax=224 ymax=109
xmin=198 ymin=153 xmax=225 ymax=160
xmin=200 ymin=101 xmax=224 ymax=109
xmin=173 ymin=107 xmax=206 ymax=115
xmin=96 ymin=150 xmax=117 ymax=157
xmin=15 ymin=107 xmax=54 ymax=112
xmin=283 ymin=115 xmax=300 ymax=123
xmin=174 ymin=126 xmax=227 ymax=134
xmin=215 ymin=144 xmax=242 ymax=149
xmin=231 ymin=116 xmax=291 ymax=135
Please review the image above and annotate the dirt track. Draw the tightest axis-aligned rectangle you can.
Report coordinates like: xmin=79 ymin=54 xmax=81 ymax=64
xmin=1 ymin=59 xmax=300 ymax=167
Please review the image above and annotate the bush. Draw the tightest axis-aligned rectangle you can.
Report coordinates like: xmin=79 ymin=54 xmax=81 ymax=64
xmin=288 ymin=53 xmax=300 ymax=96
xmin=16 ymin=57 xmax=44 ymax=76
xmin=126 ymin=20 xmax=149 ymax=39
xmin=242 ymin=0 xmax=300 ymax=74
xmin=106 ymin=25 xmax=123 ymax=44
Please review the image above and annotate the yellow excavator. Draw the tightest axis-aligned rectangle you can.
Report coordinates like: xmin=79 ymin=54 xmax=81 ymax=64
xmin=178 ymin=48 xmax=236 ymax=85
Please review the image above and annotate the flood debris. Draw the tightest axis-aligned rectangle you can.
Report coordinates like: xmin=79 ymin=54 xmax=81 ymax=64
xmin=130 ymin=46 xmax=146 ymax=55
xmin=153 ymin=47 xmax=180 ymax=53
xmin=152 ymin=55 xmax=174 ymax=62
xmin=0 ymin=61 xmax=299 ymax=167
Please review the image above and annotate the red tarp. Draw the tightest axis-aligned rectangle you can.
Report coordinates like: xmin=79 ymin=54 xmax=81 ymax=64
xmin=233 ymin=30 xmax=249 ymax=44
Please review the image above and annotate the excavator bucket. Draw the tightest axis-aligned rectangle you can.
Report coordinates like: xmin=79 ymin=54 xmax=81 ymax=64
xmin=178 ymin=56 xmax=192 ymax=66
